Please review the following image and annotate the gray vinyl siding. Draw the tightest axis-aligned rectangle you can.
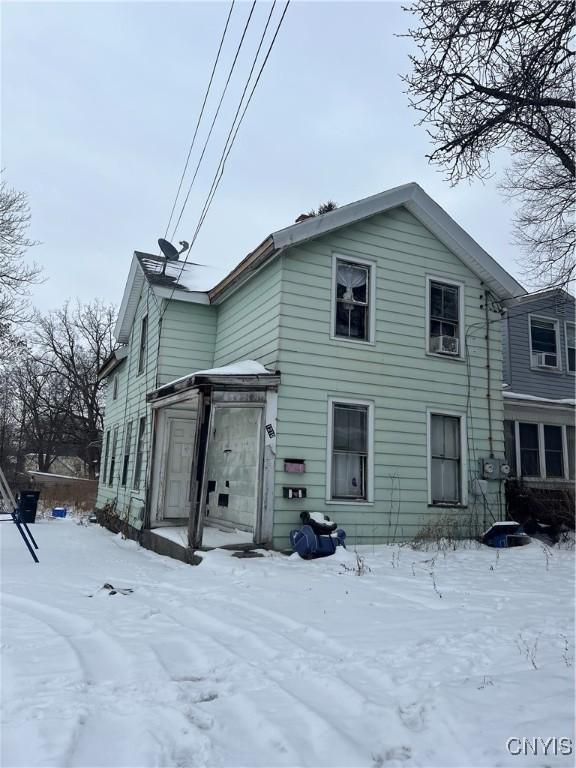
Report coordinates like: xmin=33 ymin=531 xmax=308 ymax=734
xmin=504 ymin=291 xmax=575 ymax=399
xmin=212 ymin=259 xmax=282 ymax=369
xmin=272 ymin=206 xmax=505 ymax=547
xmin=157 ymin=300 xmax=217 ymax=385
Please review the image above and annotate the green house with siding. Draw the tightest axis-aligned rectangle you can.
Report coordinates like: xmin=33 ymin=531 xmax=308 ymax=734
xmin=95 ymin=183 xmax=525 ymax=554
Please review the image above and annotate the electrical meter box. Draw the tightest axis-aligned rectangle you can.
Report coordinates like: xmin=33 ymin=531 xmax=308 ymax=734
xmin=479 ymin=458 xmax=511 ymax=480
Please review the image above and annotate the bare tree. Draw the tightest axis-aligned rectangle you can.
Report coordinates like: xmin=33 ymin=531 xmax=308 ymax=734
xmin=14 ymin=358 xmax=76 ymax=473
xmin=0 ymin=176 xmax=42 ymax=348
xmin=33 ymin=300 xmax=116 ymax=476
xmin=403 ymin=1 xmax=575 ymax=288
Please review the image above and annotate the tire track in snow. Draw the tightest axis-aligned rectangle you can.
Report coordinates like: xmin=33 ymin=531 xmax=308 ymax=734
xmin=1 ymin=593 xmax=213 ymax=768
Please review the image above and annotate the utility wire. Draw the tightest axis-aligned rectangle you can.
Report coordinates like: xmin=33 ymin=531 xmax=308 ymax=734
xmin=189 ymin=1 xmax=290 ymax=244
xmin=160 ymin=0 xmax=290 ymax=320
xmin=164 ymin=0 xmax=236 ymax=239
xmin=169 ymin=0 xmax=258 ymax=241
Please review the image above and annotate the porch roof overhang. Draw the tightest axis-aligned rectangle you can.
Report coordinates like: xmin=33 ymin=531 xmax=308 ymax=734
xmin=147 ymin=361 xmax=280 ymax=405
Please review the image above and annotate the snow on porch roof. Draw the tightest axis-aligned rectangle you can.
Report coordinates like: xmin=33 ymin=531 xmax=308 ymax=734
xmin=147 ymin=360 xmax=279 ymax=402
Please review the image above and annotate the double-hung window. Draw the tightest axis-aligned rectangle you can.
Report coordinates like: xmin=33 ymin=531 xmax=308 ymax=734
xmin=529 ymin=316 xmax=559 ymax=369
xmin=429 ymin=413 xmax=464 ymax=504
xmin=121 ymin=421 xmax=133 ymax=487
xmin=509 ymin=421 xmax=571 ymax=480
xmin=138 ymin=315 xmax=148 ymax=375
xmin=108 ymin=426 xmax=119 ymax=485
xmin=133 ymin=417 xmax=146 ymax=490
xmin=427 ymin=278 xmax=462 ymax=357
xmin=101 ymin=430 xmax=111 ymax=483
xmin=333 ymin=258 xmax=373 ymax=342
xmin=519 ymin=423 xmax=540 ymax=476
xmin=329 ymin=400 xmax=372 ymax=501
xmin=566 ymin=322 xmax=575 ymax=373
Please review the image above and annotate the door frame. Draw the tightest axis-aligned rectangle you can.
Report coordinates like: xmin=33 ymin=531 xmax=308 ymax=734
xmin=150 ymin=408 xmax=196 ymax=525
xmin=197 ymin=402 xmax=265 ymax=544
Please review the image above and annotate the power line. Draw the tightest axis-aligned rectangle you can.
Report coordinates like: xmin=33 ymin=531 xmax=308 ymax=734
xmin=169 ymin=0 xmax=258 ymax=241
xmin=164 ymin=0 xmax=236 ymax=239
xmin=160 ymin=0 xmax=290 ymax=320
xmin=188 ymin=0 xmax=290 ymax=245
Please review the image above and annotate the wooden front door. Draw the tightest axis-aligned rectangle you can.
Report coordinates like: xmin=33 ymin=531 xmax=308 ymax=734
xmin=163 ymin=418 xmax=195 ymax=519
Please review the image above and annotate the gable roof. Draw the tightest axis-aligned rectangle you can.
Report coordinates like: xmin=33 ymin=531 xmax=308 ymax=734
xmin=115 ymin=182 xmax=526 ymax=342
xmin=210 ymin=182 xmax=526 ymax=301
xmin=114 ymin=252 xmax=225 ymax=342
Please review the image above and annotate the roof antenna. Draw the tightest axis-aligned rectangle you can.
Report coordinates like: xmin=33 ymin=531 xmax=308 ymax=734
xmin=158 ymin=238 xmax=190 ymax=274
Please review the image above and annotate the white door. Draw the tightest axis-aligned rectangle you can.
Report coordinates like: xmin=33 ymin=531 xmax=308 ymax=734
xmin=164 ymin=418 xmax=195 ymax=519
xmin=205 ymin=407 xmax=262 ymax=532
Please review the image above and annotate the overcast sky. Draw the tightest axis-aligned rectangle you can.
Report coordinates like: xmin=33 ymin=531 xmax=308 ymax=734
xmin=3 ymin=1 xmax=525 ymax=316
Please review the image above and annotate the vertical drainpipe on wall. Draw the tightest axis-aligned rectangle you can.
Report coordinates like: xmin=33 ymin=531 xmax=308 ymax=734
xmin=484 ymin=289 xmax=495 ymax=459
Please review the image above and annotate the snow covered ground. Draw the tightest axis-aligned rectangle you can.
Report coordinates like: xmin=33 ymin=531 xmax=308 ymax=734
xmin=1 ymin=518 xmax=574 ymax=768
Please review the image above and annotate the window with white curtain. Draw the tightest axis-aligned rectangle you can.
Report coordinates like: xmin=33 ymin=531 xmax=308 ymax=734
xmin=330 ymin=402 xmax=369 ymax=500
xmin=430 ymin=414 xmax=462 ymax=504
xmin=334 ymin=259 xmax=371 ymax=341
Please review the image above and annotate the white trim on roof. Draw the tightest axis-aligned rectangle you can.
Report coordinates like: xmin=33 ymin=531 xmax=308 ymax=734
xmin=151 ymin=286 xmax=210 ymax=304
xmin=272 ymin=183 xmax=525 ymax=300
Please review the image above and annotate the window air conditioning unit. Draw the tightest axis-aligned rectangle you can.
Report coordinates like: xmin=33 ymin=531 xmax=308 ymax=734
xmin=535 ymin=352 xmax=557 ymax=368
xmin=431 ymin=335 xmax=459 ymax=355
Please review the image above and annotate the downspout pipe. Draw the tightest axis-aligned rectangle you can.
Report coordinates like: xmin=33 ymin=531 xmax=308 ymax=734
xmin=485 ymin=290 xmax=494 ymax=458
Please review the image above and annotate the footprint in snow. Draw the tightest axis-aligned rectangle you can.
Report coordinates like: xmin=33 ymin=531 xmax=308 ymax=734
xmin=398 ymin=702 xmax=426 ymax=732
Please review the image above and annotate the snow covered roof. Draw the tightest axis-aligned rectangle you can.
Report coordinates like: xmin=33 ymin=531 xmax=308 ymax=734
xmin=503 ymin=391 xmax=575 ymax=407
xmin=135 ymin=253 xmax=225 ymax=294
xmin=148 ymin=360 xmax=279 ymax=402
xmin=115 ymin=252 xmax=227 ymax=342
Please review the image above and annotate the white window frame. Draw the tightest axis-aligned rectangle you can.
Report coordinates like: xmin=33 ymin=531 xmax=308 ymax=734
xmin=425 ymin=275 xmax=465 ymax=360
xmin=528 ymin=314 xmax=561 ymax=372
xmin=426 ymin=409 xmax=468 ymax=506
xmin=514 ymin=421 xmax=570 ymax=481
xmin=112 ymin=375 xmax=119 ymax=401
xmin=326 ymin=396 xmax=374 ymax=504
xmin=565 ymin=321 xmax=575 ymax=375
xmin=330 ymin=253 xmax=376 ymax=346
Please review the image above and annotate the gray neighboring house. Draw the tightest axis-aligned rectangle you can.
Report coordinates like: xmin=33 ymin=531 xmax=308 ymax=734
xmin=502 ymin=289 xmax=575 ymax=495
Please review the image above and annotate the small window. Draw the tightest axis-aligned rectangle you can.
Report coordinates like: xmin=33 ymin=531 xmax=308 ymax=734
xmin=112 ymin=375 xmax=119 ymax=401
xmin=101 ymin=430 xmax=111 ymax=483
xmin=330 ymin=402 xmax=369 ymax=500
xmin=544 ymin=425 xmax=564 ymax=478
xmin=334 ymin=259 xmax=371 ymax=342
xmin=138 ymin=315 xmax=148 ymax=375
xmin=133 ymin=417 xmax=146 ymax=489
xmin=504 ymin=420 xmax=516 ymax=477
xmin=108 ymin=426 xmax=119 ymax=485
xmin=428 ymin=280 xmax=461 ymax=357
xmin=566 ymin=322 xmax=575 ymax=373
xmin=121 ymin=421 xmax=133 ymax=487
xmin=530 ymin=316 xmax=559 ymax=369
xmin=430 ymin=414 xmax=462 ymax=504
xmin=519 ymin=423 xmax=540 ymax=477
